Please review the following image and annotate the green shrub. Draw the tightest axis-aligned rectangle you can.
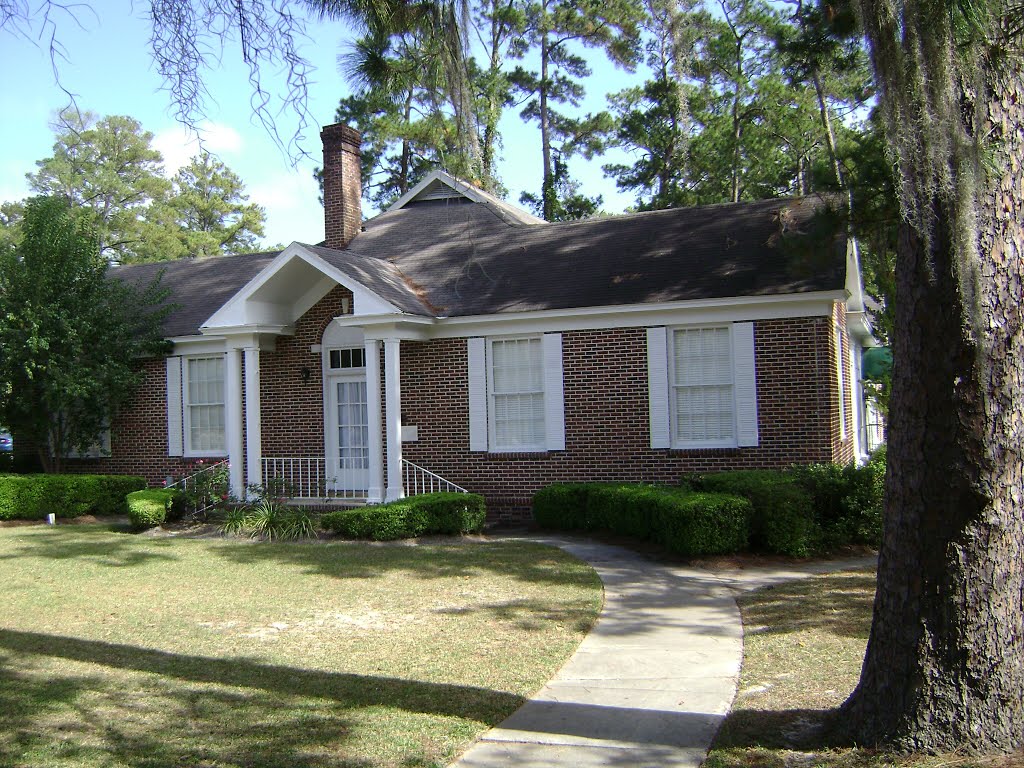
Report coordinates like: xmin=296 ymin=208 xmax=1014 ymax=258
xmin=0 ymin=473 xmax=146 ymax=521
xmin=321 ymin=492 xmax=487 ymax=540
xmin=412 ymin=492 xmax=486 ymax=534
xmin=532 ymin=483 xmax=591 ymax=530
xmin=652 ymin=492 xmax=751 ymax=556
xmin=243 ymin=500 xmax=319 ymax=541
xmin=787 ymin=459 xmax=886 ymax=550
xmin=532 ymin=481 xmax=751 ymax=557
xmin=127 ymin=489 xmax=177 ymax=529
xmin=696 ymin=470 xmax=819 ymax=557
xmin=322 ymin=504 xmax=425 ymax=541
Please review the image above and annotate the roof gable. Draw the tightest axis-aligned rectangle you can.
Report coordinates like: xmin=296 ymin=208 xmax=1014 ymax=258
xmin=385 ymin=170 xmax=546 ymax=226
xmin=200 ymin=243 xmax=418 ymax=333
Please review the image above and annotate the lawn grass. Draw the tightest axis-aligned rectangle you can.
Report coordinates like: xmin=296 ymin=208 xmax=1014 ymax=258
xmin=0 ymin=524 xmax=603 ymax=768
xmin=706 ymin=569 xmax=1024 ymax=768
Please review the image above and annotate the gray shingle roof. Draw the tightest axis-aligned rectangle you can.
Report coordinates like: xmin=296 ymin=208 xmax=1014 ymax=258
xmin=110 ymin=251 xmax=279 ymax=337
xmin=111 ymin=195 xmax=846 ymax=336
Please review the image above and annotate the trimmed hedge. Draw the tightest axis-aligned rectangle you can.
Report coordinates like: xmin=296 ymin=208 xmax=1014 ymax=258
xmin=0 ymin=473 xmax=147 ymax=521
xmin=532 ymin=483 xmax=751 ymax=557
xmin=696 ymin=471 xmax=819 ymax=557
xmin=127 ymin=489 xmax=181 ymax=529
xmin=322 ymin=492 xmax=486 ymax=541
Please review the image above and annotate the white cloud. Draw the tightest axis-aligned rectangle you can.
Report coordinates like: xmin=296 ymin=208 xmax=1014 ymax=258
xmin=152 ymin=122 xmax=244 ymax=176
xmin=247 ymin=167 xmax=325 ymax=247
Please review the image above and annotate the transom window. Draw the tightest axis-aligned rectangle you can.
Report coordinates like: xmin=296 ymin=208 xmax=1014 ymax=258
xmin=489 ymin=337 xmax=545 ymax=451
xmin=329 ymin=347 xmax=366 ymax=370
xmin=671 ymin=327 xmax=735 ymax=447
xmin=185 ymin=356 xmax=225 ymax=454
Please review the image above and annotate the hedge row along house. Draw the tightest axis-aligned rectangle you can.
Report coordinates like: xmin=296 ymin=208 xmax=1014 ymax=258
xmin=66 ymin=123 xmax=878 ymax=521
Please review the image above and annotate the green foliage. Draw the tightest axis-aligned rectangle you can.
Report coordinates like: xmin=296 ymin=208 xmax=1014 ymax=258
xmin=26 ymin=112 xmax=172 ymax=264
xmin=0 ymin=196 xmax=171 ymax=472
xmin=652 ymin=492 xmax=751 ymax=556
xmin=127 ymin=489 xmax=178 ymax=529
xmin=695 ymin=470 xmax=819 ymax=556
xmin=532 ymin=483 xmax=593 ymax=529
xmin=158 ymin=152 xmax=267 ymax=259
xmin=532 ymin=482 xmax=751 ymax=557
xmin=228 ymin=499 xmax=318 ymax=541
xmin=169 ymin=461 xmax=230 ymax=519
xmin=321 ymin=492 xmax=487 ymax=540
xmin=0 ymin=474 xmax=146 ymax=521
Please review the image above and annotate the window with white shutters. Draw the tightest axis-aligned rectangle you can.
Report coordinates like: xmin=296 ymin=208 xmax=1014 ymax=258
xmin=671 ymin=326 xmax=736 ymax=448
xmin=185 ymin=356 xmax=226 ymax=454
xmin=488 ymin=337 xmax=545 ymax=452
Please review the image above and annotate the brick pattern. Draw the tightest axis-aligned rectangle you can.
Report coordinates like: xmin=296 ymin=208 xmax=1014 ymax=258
xmin=67 ymin=305 xmax=854 ymax=522
xmin=400 ymin=318 xmax=843 ymax=522
xmin=63 ymin=358 xmax=224 ymax=485
xmin=321 ymin=124 xmax=362 ymax=250
xmin=260 ymin=285 xmax=354 ymax=459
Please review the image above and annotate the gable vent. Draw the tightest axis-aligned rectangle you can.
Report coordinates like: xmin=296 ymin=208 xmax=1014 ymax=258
xmin=416 ymin=179 xmax=465 ymax=202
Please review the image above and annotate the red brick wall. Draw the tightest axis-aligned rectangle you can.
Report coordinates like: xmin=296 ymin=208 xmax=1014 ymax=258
xmin=67 ymin=304 xmax=852 ymax=521
xmin=400 ymin=317 xmax=842 ymax=522
xmin=260 ymin=285 xmax=354 ymax=459
xmin=64 ymin=358 xmax=223 ymax=486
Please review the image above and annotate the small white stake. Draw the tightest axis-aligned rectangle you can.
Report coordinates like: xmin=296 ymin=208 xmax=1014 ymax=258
xmin=46 ymin=513 xmax=56 ymax=525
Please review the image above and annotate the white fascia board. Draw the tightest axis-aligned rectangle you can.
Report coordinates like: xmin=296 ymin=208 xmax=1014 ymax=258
xmin=200 ymin=242 xmax=401 ymax=333
xmin=385 ymin=170 xmax=485 ymax=212
xmin=333 ymin=313 xmax=436 ymax=341
xmin=168 ymin=336 xmax=228 ymax=355
xmin=426 ymin=291 xmax=845 ymax=339
xmin=846 ymin=310 xmax=876 ymax=345
xmin=846 ymin=239 xmax=867 ymax=313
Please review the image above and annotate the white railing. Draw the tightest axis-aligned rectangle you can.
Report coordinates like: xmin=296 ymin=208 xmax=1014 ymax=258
xmin=402 ymin=459 xmax=468 ymax=495
xmin=261 ymin=457 xmax=367 ymax=501
xmin=260 ymin=457 xmax=468 ymax=502
xmin=865 ymin=421 xmax=887 ymax=453
xmin=165 ymin=460 xmax=229 ymax=516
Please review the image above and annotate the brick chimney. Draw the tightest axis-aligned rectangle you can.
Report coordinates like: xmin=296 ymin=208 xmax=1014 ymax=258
xmin=321 ymin=123 xmax=362 ymax=249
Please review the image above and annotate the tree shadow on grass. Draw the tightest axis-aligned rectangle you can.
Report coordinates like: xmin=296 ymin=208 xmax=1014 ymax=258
xmin=0 ymin=526 xmax=179 ymax=568
xmin=208 ymin=537 xmax=600 ymax=589
xmin=739 ymin=570 xmax=876 ymax=641
xmin=0 ymin=627 xmax=527 ymax=767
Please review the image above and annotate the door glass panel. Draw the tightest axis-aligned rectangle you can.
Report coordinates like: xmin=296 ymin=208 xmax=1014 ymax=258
xmin=336 ymin=380 xmax=369 ymax=470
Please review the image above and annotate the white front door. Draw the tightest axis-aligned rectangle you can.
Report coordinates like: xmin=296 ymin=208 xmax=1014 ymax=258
xmin=327 ymin=371 xmax=369 ymax=493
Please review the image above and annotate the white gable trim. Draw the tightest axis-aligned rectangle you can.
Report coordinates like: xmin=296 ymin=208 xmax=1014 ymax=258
xmin=201 ymin=242 xmax=402 ymax=334
xmin=386 ymin=170 xmax=493 ymax=212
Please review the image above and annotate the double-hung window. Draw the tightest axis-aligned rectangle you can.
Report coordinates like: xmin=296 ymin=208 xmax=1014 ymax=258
xmin=671 ymin=326 xmax=735 ymax=447
xmin=647 ymin=323 xmax=758 ymax=450
xmin=184 ymin=356 xmax=226 ymax=455
xmin=467 ymin=334 xmax=565 ymax=453
xmin=489 ymin=337 xmax=546 ymax=452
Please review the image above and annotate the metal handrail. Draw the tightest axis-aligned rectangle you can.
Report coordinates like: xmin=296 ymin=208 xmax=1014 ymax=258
xmin=401 ymin=458 xmax=468 ymax=495
xmin=165 ymin=460 xmax=229 ymax=516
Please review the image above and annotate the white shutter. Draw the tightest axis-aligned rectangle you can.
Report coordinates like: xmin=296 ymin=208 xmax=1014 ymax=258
xmin=732 ymin=322 xmax=759 ymax=447
xmin=467 ymin=338 xmax=488 ymax=451
xmin=542 ymin=333 xmax=565 ymax=451
xmin=646 ymin=327 xmax=670 ymax=449
xmin=166 ymin=356 xmax=184 ymax=456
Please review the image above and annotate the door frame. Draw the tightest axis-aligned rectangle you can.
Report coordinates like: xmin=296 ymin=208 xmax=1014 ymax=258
xmin=321 ymin=324 xmax=370 ymax=496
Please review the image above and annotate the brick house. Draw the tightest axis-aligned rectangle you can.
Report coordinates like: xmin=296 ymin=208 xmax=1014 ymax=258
xmin=69 ymin=123 xmax=876 ymax=521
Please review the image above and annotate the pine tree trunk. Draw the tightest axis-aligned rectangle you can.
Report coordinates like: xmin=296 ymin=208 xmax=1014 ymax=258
xmin=540 ymin=29 xmax=554 ymax=221
xmin=841 ymin=44 xmax=1024 ymax=755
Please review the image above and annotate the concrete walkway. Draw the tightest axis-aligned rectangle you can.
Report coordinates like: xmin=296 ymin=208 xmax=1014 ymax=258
xmin=453 ymin=536 xmax=875 ymax=768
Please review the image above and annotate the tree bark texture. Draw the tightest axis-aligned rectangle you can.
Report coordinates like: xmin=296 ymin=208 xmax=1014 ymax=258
xmin=842 ymin=43 xmax=1024 ymax=754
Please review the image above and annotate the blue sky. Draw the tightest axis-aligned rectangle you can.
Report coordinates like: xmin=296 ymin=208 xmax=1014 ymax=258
xmin=0 ymin=3 xmax=641 ymax=247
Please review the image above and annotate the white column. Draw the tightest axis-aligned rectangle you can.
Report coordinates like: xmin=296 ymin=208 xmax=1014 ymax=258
xmin=224 ymin=347 xmax=245 ymax=499
xmin=384 ymin=337 xmax=404 ymax=502
xmin=244 ymin=347 xmax=262 ymax=495
xmin=365 ymin=339 xmax=385 ymax=503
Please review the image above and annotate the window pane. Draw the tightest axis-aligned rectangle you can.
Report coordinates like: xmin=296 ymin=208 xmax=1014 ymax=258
xmin=490 ymin=338 xmax=545 ymax=449
xmin=673 ymin=328 xmax=734 ymax=443
xmin=187 ymin=356 xmax=225 ymax=452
